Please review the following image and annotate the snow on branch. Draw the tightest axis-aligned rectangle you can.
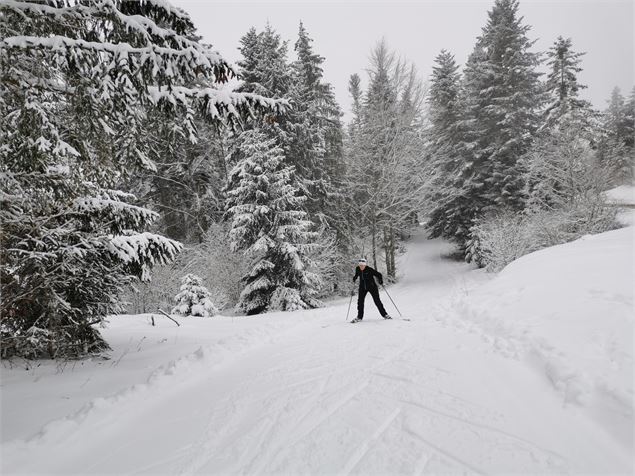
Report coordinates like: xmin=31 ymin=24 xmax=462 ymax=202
xmin=0 ymin=0 xmax=218 ymax=65
xmin=108 ymin=232 xmax=182 ymax=281
xmin=1 ymin=36 xmax=227 ymax=78
xmin=148 ymin=85 xmax=289 ymax=124
xmin=73 ymin=197 xmax=159 ymax=232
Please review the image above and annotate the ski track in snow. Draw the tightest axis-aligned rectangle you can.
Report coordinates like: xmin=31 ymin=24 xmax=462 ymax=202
xmin=1 ymin=229 xmax=632 ymax=474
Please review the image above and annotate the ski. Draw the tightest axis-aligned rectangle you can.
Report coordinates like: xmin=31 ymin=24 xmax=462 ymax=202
xmin=347 ymin=317 xmax=411 ymax=323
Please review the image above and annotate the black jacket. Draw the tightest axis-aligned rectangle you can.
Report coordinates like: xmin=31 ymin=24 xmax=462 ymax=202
xmin=353 ymin=265 xmax=383 ymax=290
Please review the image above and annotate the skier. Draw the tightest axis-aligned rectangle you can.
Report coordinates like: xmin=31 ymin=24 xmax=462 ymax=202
xmin=351 ymin=258 xmax=391 ymax=323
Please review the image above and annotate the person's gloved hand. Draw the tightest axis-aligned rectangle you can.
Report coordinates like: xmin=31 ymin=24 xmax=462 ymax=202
xmin=378 ymin=278 xmax=383 ymax=285
xmin=350 ymin=288 xmax=355 ymax=296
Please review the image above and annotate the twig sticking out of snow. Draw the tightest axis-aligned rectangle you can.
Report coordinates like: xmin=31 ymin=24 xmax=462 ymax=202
xmin=157 ymin=309 xmax=181 ymax=327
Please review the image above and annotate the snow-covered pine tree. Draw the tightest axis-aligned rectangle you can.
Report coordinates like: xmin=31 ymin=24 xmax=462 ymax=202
xmin=235 ymin=23 xmax=348 ymax=295
xmin=598 ymin=87 xmax=634 ymax=182
xmin=542 ymin=36 xmax=593 ymax=130
xmin=428 ymin=50 xmax=461 ymax=136
xmin=288 ymin=22 xmax=344 ymax=224
xmin=0 ymin=1 xmax=284 ymax=359
xmin=460 ymin=0 xmax=543 ymax=215
xmin=425 ymin=50 xmax=468 ymax=242
xmin=237 ymin=23 xmax=344 ymax=220
xmin=172 ymin=274 xmax=218 ymax=317
xmin=225 ymin=130 xmax=321 ymax=315
xmin=238 ymin=23 xmax=292 ymax=100
xmin=288 ymin=23 xmax=349 ymax=292
xmin=235 ymin=24 xmax=295 ymax=189
xmin=348 ymin=74 xmax=363 ymax=138
xmin=604 ymin=88 xmax=629 ymax=140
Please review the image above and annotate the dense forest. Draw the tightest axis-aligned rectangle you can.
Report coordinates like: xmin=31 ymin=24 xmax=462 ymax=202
xmin=1 ymin=0 xmax=633 ymax=359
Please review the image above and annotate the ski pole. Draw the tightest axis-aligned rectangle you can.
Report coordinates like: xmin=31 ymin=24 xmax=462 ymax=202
xmin=381 ymin=284 xmax=403 ymax=318
xmin=346 ymin=288 xmax=354 ymax=321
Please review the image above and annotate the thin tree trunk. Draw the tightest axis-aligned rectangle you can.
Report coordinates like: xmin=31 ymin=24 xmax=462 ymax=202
xmin=389 ymin=223 xmax=395 ymax=279
xmin=217 ymin=127 xmax=229 ymax=184
xmin=371 ymin=210 xmax=377 ymax=268
xmin=383 ymin=225 xmax=390 ymax=277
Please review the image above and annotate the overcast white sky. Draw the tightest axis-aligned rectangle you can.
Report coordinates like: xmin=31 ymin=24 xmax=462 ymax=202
xmin=172 ymin=0 xmax=633 ymax=121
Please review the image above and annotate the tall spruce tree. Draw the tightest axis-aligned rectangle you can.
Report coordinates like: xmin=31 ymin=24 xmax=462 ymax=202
xmin=543 ymin=36 xmax=591 ymax=126
xmin=236 ymin=24 xmax=295 ymax=181
xmin=289 ymin=23 xmax=348 ymax=290
xmin=0 ymin=1 xmax=283 ymax=358
xmin=235 ymin=23 xmax=348 ymax=295
xmin=455 ymin=0 xmax=542 ymax=255
xmin=425 ymin=50 xmax=466 ymax=241
xmin=540 ymin=35 xmax=599 ymax=148
xmin=438 ymin=44 xmax=492 ymax=247
xmin=238 ymin=23 xmax=292 ymax=99
xmin=225 ymin=131 xmax=321 ymax=314
xmin=289 ymin=22 xmax=344 ymax=225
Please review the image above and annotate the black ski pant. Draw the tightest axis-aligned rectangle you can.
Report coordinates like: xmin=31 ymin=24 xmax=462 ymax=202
xmin=357 ymin=286 xmax=387 ymax=319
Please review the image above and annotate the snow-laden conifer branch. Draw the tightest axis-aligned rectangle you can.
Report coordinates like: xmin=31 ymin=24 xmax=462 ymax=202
xmin=0 ymin=0 xmax=284 ymax=359
xmin=108 ymin=232 xmax=182 ymax=282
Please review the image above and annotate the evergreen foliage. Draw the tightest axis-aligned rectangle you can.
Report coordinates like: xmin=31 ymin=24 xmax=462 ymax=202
xmin=427 ymin=0 xmax=543 ymax=253
xmin=461 ymin=0 xmax=543 ymax=214
xmin=289 ymin=22 xmax=344 ymax=225
xmin=425 ymin=50 xmax=467 ymax=241
xmin=225 ymin=131 xmax=321 ymax=314
xmin=0 ymin=0 xmax=283 ymax=358
xmin=543 ymin=36 xmax=592 ymax=128
xmin=234 ymin=22 xmax=348 ymax=298
xmin=172 ymin=274 xmax=218 ymax=317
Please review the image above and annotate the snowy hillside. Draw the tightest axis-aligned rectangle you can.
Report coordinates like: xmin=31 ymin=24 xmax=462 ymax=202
xmin=449 ymin=226 xmax=634 ymax=451
xmin=2 ymin=228 xmax=633 ymax=474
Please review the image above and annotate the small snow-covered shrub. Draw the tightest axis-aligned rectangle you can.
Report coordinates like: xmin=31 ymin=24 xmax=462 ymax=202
xmin=172 ymin=274 xmax=218 ymax=317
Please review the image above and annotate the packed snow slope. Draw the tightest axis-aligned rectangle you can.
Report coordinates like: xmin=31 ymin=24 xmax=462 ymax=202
xmin=2 ymin=227 xmax=633 ymax=475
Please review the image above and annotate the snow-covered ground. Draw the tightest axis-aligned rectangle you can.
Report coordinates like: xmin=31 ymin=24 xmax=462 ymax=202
xmin=605 ymin=184 xmax=635 ymax=206
xmin=1 ymin=227 xmax=633 ymax=474
xmin=605 ymin=184 xmax=635 ymax=226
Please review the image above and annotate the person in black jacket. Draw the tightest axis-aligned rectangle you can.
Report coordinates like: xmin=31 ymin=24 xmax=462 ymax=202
xmin=351 ymin=258 xmax=391 ymax=323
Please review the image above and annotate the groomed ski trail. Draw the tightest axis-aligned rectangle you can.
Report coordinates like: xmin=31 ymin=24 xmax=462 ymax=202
xmin=2 ymin=230 xmax=631 ymax=474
